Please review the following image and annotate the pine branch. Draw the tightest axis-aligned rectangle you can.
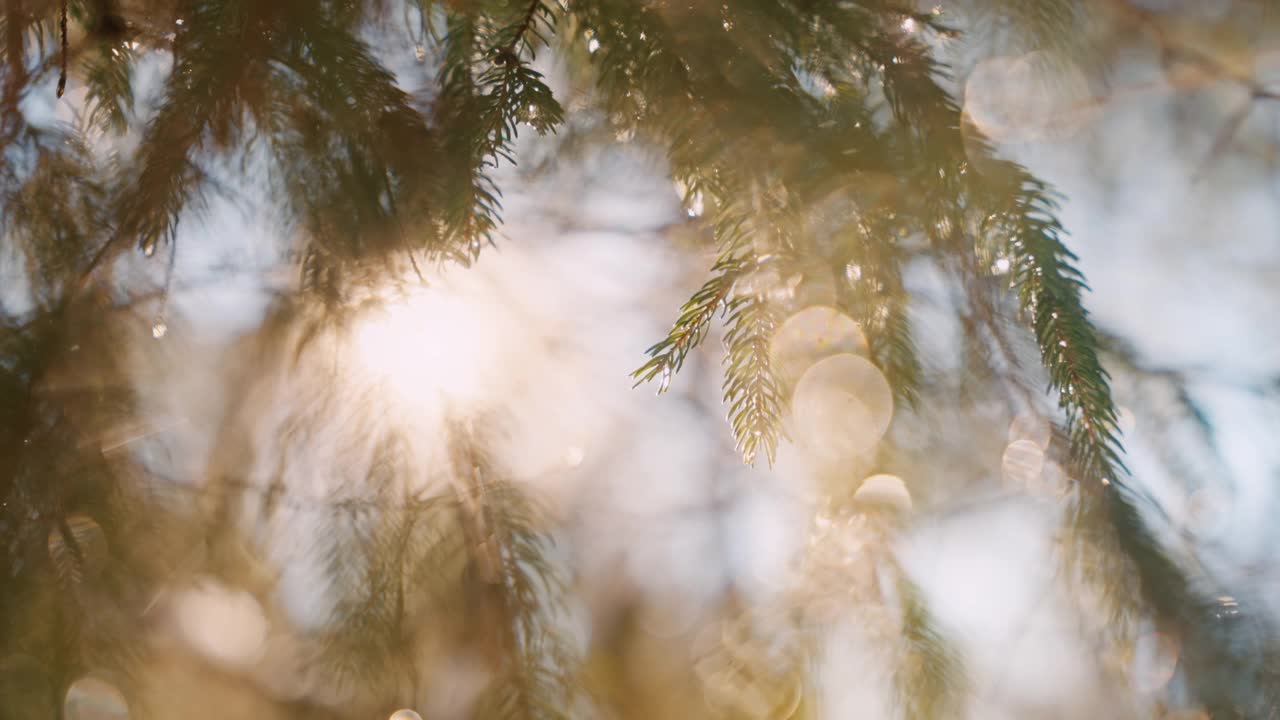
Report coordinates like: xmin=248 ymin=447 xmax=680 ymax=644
xmin=869 ymin=295 xmax=922 ymax=409
xmin=631 ymin=213 xmax=749 ymax=391
xmin=114 ymin=0 xmax=263 ymax=259
xmin=2 ymin=125 xmax=107 ymax=304
xmin=0 ymin=301 xmax=157 ymax=706
xmin=722 ymin=289 xmax=785 ymax=467
xmin=269 ymin=5 xmax=439 ymax=288
xmin=497 ymin=0 xmax=553 ymax=59
xmin=82 ymin=38 xmax=134 ymax=134
xmin=987 ymin=170 xmax=1151 ymax=677
xmin=1 ymin=0 xmax=31 ymax=137
xmin=435 ymin=4 xmax=564 ymax=260
xmin=837 ymin=218 xmax=924 ymax=409
xmin=319 ymin=494 xmax=457 ymax=689
xmin=999 ymin=174 xmax=1126 ymax=489
xmin=448 ymin=423 xmax=578 ymax=720
xmin=895 ymin=576 xmax=965 ymax=720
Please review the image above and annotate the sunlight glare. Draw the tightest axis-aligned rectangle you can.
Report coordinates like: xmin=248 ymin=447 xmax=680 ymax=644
xmin=353 ymin=289 xmax=494 ymax=410
xmin=173 ymin=577 xmax=269 ymax=670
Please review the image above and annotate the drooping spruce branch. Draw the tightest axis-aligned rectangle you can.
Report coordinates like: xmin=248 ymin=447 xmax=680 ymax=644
xmin=632 ymin=194 xmax=789 ymax=465
xmin=722 ymin=280 xmax=786 ymax=466
xmin=632 ymin=208 xmax=750 ymax=391
xmin=81 ymin=36 xmax=134 ymax=134
xmin=435 ymin=2 xmax=564 ymax=261
xmin=318 ymin=489 xmax=461 ymax=690
xmin=871 ymin=294 xmax=923 ymax=409
xmin=0 ymin=302 xmax=162 ymax=713
xmin=112 ymin=0 xmax=274 ymax=262
xmin=996 ymin=174 xmax=1126 ymax=489
xmin=895 ymin=575 xmax=966 ymax=720
xmin=835 ymin=215 xmax=924 ymax=408
xmin=722 ymin=497 xmax=965 ymax=720
xmin=834 ymin=0 xmax=1130 ymax=496
xmin=268 ymin=3 xmax=441 ymax=293
xmin=567 ymin=1 xmax=968 ymax=456
xmin=448 ymin=423 xmax=578 ymax=719
xmin=2 ymin=126 xmax=106 ymax=305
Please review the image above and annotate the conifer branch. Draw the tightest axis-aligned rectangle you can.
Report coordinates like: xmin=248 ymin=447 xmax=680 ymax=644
xmin=55 ymin=0 xmax=66 ymax=98
xmin=895 ymin=576 xmax=966 ymax=720
xmin=436 ymin=5 xmax=564 ymax=260
xmin=449 ymin=424 xmax=578 ymax=719
xmin=870 ymin=294 xmax=922 ymax=409
xmin=722 ymin=288 xmax=785 ymax=466
xmin=998 ymin=174 xmax=1126 ymax=489
xmin=500 ymin=0 xmax=550 ymax=60
xmin=631 ymin=214 xmax=748 ymax=391
xmin=838 ymin=218 xmax=924 ymax=408
xmin=115 ymin=0 xmax=257 ymax=259
xmin=82 ymin=39 xmax=134 ymax=134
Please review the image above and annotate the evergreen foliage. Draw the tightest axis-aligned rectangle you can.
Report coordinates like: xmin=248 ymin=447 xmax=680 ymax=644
xmin=0 ymin=0 xmax=1264 ymax=717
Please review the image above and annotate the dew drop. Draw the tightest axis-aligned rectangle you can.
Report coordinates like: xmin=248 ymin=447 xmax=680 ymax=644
xmin=658 ymin=367 xmax=672 ymax=393
xmin=151 ymin=319 xmax=168 ymax=339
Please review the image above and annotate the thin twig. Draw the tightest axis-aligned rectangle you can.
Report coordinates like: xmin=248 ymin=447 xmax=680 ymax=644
xmin=503 ymin=0 xmax=544 ymax=58
xmin=56 ymin=0 xmax=67 ymax=98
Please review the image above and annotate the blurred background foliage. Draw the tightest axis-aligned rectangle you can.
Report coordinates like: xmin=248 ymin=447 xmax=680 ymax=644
xmin=3 ymin=0 xmax=1280 ymax=718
